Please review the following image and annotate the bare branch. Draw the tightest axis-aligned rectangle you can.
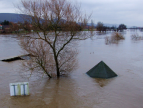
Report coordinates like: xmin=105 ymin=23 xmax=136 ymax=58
xmin=18 ymin=0 xmax=92 ymax=78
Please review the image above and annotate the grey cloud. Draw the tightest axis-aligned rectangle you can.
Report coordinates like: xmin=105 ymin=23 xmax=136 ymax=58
xmin=80 ymin=0 xmax=143 ymax=26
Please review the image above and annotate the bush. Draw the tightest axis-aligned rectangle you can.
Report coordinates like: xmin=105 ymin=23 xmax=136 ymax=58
xmin=131 ymin=34 xmax=143 ymax=40
xmin=105 ymin=32 xmax=125 ymax=44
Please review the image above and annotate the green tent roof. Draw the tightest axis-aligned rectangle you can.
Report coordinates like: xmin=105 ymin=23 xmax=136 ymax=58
xmin=86 ymin=61 xmax=117 ymax=79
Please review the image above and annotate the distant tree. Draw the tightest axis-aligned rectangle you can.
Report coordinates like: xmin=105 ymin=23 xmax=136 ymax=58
xmin=118 ymin=24 xmax=127 ymax=32
xmin=90 ymin=20 xmax=95 ymax=31
xmin=23 ymin=21 xmax=32 ymax=32
xmin=110 ymin=26 xmax=117 ymax=31
xmin=102 ymin=26 xmax=107 ymax=32
xmin=10 ymin=22 xmax=20 ymax=33
xmin=96 ymin=22 xmax=104 ymax=32
xmin=1 ymin=20 xmax=10 ymax=25
xmin=105 ymin=32 xmax=125 ymax=45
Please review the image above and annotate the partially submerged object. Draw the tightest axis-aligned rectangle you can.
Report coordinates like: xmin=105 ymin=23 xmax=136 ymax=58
xmin=1 ymin=56 xmax=24 ymax=62
xmin=1 ymin=54 xmax=31 ymax=62
xmin=86 ymin=61 xmax=117 ymax=79
xmin=9 ymin=82 xmax=29 ymax=96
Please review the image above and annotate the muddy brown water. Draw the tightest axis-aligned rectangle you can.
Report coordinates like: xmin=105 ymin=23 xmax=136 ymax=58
xmin=0 ymin=30 xmax=143 ymax=108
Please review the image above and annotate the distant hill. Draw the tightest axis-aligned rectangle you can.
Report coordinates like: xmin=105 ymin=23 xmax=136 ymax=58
xmin=0 ymin=13 xmax=28 ymax=23
xmin=0 ymin=13 xmax=63 ymax=24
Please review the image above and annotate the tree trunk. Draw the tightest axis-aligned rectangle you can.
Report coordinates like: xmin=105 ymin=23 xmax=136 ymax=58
xmin=53 ymin=48 xmax=60 ymax=77
xmin=55 ymin=56 xmax=60 ymax=77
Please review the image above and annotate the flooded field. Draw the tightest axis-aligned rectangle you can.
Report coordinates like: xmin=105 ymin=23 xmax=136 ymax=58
xmin=0 ymin=30 xmax=143 ymax=108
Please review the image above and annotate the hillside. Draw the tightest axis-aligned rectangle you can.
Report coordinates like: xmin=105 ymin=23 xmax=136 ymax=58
xmin=0 ymin=13 xmax=27 ymax=23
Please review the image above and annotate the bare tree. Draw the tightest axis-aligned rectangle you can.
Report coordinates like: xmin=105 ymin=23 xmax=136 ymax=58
xmin=105 ymin=32 xmax=125 ymax=45
xmin=118 ymin=24 xmax=127 ymax=32
xmin=10 ymin=22 xmax=19 ymax=33
xmin=18 ymin=0 xmax=91 ymax=78
xmin=96 ymin=22 xmax=104 ymax=32
xmin=20 ymin=37 xmax=78 ymax=78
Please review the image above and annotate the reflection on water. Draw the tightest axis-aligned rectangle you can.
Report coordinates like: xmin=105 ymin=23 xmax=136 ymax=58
xmin=0 ymin=35 xmax=22 ymax=60
xmin=94 ymin=78 xmax=114 ymax=87
xmin=0 ymin=30 xmax=143 ymax=108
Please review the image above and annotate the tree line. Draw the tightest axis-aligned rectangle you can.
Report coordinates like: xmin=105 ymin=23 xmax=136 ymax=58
xmin=0 ymin=20 xmax=33 ymax=33
xmin=96 ymin=22 xmax=127 ymax=32
xmin=0 ymin=20 xmax=10 ymax=25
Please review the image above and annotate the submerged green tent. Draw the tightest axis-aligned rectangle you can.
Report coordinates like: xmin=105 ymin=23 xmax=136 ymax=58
xmin=86 ymin=61 xmax=117 ymax=79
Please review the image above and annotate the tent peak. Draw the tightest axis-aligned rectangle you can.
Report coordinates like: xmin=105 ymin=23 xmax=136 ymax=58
xmin=86 ymin=61 xmax=117 ymax=79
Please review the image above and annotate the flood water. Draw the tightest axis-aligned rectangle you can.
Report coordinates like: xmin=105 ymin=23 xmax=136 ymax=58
xmin=0 ymin=30 xmax=143 ymax=108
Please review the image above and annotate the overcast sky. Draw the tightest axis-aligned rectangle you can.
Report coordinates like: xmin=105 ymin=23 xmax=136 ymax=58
xmin=0 ymin=0 xmax=143 ymax=27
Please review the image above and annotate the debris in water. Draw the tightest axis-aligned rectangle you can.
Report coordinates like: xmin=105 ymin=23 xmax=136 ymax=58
xmin=1 ymin=54 xmax=32 ymax=62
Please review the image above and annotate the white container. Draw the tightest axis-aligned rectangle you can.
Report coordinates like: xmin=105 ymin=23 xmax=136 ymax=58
xmin=9 ymin=82 xmax=29 ymax=96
